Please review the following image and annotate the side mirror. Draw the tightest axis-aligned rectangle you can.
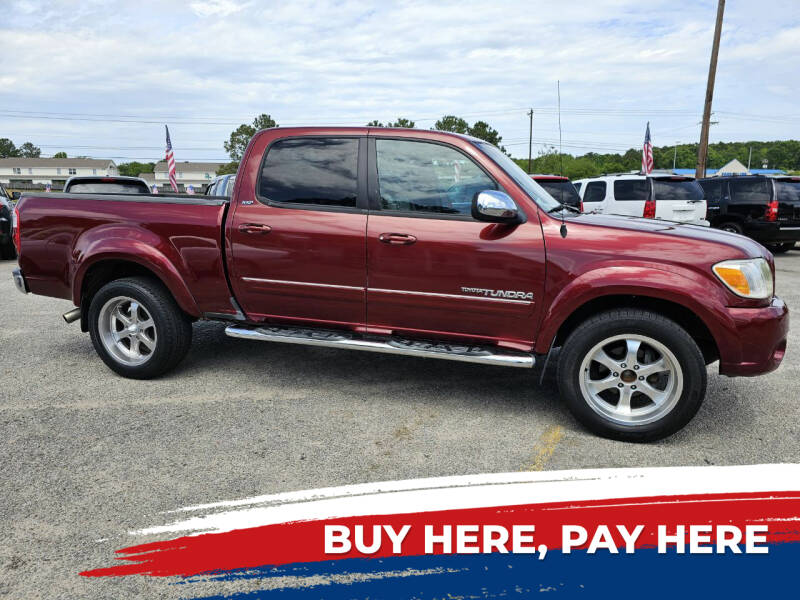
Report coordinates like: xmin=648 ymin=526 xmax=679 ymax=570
xmin=471 ymin=190 xmax=522 ymax=224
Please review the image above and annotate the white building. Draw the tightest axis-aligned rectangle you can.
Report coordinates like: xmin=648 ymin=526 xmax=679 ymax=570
xmin=153 ymin=161 xmax=222 ymax=190
xmin=0 ymin=158 xmax=118 ymax=186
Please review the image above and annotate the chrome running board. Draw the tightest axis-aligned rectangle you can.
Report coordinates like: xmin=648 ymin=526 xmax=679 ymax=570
xmin=225 ymin=325 xmax=534 ymax=368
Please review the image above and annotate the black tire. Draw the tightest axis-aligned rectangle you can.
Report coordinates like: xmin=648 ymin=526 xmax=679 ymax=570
xmin=557 ymin=309 xmax=706 ymax=442
xmin=766 ymin=242 xmax=795 ymax=254
xmin=88 ymin=276 xmax=192 ymax=379
xmin=718 ymin=221 xmax=743 ymax=235
xmin=0 ymin=241 xmax=16 ymax=260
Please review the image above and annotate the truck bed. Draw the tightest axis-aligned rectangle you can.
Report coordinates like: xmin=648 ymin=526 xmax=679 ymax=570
xmin=15 ymin=192 xmax=235 ymax=317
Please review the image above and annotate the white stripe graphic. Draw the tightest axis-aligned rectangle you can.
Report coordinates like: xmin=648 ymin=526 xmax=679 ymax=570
xmin=132 ymin=464 xmax=800 ymax=538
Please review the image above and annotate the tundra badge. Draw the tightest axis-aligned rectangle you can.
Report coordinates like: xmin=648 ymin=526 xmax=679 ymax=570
xmin=461 ymin=287 xmax=534 ymax=301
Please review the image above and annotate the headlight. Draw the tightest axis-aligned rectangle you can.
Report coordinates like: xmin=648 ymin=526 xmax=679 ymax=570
xmin=712 ymin=258 xmax=773 ymax=299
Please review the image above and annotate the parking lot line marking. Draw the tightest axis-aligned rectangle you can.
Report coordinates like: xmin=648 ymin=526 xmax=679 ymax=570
xmin=525 ymin=425 xmax=565 ymax=471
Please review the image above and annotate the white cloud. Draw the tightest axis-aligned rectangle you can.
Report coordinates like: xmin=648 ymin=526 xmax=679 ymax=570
xmin=189 ymin=0 xmax=248 ymax=18
xmin=0 ymin=0 xmax=798 ymax=162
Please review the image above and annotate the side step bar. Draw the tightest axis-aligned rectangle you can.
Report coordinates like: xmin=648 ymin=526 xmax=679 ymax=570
xmin=225 ymin=325 xmax=534 ymax=368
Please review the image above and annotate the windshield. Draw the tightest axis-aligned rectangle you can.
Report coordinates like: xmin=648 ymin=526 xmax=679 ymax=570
xmin=475 ymin=142 xmax=561 ymax=211
xmin=776 ymin=181 xmax=800 ymax=204
xmin=537 ymin=180 xmax=580 ymax=206
xmin=653 ymin=179 xmax=703 ymax=201
xmin=67 ymin=181 xmax=149 ymax=194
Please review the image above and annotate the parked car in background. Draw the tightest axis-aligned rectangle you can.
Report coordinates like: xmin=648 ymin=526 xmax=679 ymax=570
xmin=531 ymin=175 xmax=582 ymax=210
xmin=574 ymin=173 xmax=708 ymax=225
xmin=699 ymin=175 xmax=800 ymax=254
xmin=11 ymin=127 xmax=789 ymax=441
xmin=205 ymin=174 xmax=236 ymax=197
xmin=63 ymin=175 xmax=151 ymax=194
xmin=0 ymin=183 xmax=16 ymax=259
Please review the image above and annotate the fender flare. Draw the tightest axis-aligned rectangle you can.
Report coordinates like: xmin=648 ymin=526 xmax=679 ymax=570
xmin=534 ymin=265 xmax=734 ymax=354
xmin=72 ymin=232 xmax=201 ymax=317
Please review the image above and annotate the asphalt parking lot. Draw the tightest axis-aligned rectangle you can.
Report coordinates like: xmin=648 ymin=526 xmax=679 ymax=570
xmin=1 ymin=253 xmax=799 ymax=598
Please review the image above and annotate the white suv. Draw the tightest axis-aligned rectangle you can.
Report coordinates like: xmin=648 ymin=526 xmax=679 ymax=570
xmin=574 ymin=173 xmax=709 ymax=226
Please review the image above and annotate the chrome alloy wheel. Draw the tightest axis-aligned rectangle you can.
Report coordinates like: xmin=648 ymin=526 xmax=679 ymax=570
xmin=578 ymin=334 xmax=683 ymax=426
xmin=97 ymin=296 xmax=157 ymax=366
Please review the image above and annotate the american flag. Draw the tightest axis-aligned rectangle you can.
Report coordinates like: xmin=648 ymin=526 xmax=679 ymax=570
xmin=641 ymin=121 xmax=654 ymax=174
xmin=165 ymin=125 xmax=178 ymax=192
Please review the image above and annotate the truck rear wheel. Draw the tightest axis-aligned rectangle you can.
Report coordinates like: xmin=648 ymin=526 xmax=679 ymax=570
xmin=718 ymin=222 xmax=743 ymax=235
xmin=557 ymin=309 xmax=706 ymax=442
xmin=88 ymin=276 xmax=192 ymax=379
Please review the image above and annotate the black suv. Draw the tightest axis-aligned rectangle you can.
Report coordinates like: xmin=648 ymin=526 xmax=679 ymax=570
xmin=699 ymin=175 xmax=800 ymax=253
xmin=0 ymin=184 xmax=17 ymax=260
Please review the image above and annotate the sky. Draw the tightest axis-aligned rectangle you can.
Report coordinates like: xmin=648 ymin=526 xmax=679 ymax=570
xmin=1 ymin=0 xmax=799 ymax=165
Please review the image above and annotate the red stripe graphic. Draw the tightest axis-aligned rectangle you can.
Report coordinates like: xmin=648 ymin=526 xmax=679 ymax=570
xmin=82 ymin=491 xmax=800 ymax=579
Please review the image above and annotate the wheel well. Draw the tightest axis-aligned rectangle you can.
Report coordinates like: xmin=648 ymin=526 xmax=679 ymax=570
xmin=552 ymin=295 xmax=720 ymax=364
xmin=78 ymin=260 xmax=171 ymax=332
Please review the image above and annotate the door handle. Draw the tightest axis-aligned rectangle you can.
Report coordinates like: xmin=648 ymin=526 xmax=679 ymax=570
xmin=378 ymin=232 xmax=417 ymax=245
xmin=238 ymin=223 xmax=272 ymax=234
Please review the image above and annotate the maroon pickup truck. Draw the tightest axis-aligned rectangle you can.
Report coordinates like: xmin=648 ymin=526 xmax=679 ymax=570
xmin=11 ymin=127 xmax=789 ymax=441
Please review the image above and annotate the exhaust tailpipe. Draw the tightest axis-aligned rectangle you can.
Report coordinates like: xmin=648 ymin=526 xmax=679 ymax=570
xmin=63 ymin=308 xmax=81 ymax=324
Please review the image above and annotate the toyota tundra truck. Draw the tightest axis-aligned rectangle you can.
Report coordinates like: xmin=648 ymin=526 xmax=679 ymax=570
xmin=10 ymin=127 xmax=789 ymax=441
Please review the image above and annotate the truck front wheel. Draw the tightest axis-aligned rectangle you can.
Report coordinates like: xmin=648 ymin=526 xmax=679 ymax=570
xmin=557 ymin=309 xmax=706 ymax=442
xmin=88 ymin=276 xmax=192 ymax=379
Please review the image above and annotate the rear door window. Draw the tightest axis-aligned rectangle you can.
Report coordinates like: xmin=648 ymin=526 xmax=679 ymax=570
xmin=613 ymin=179 xmax=649 ymax=201
xmin=259 ymin=137 xmax=359 ymax=208
xmin=653 ymin=179 xmax=704 ymax=200
xmin=730 ymin=178 xmax=771 ymax=205
xmin=583 ymin=181 xmax=606 ymax=203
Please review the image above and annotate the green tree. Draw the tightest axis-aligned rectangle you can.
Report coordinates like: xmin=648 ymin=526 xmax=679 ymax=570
xmin=367 ymin=118 xmax=416 ymax=128
xmin=387 ymin=117 xmax=415 ymax=128
xmin=18 ymin=142 xmax=41 ymax=158
xmin=117 ymin=161 xmax=155 ymax=177
xmin=216 ymin=161 xmax=239 ymax=175
xmin=468 ymin=120 xmax=503 ymax=149
xmin=224 ymin=113 xmax=278 ymax=161
xmin=434 ymin=115 xmax=470 ymax=134
xmin=0 ymin=138 xmax=19 ymax=158
xmin=52 ymin=151 xmax=67 ymax=158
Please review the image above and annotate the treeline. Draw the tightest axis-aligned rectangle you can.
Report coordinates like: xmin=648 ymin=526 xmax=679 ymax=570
xmin=514 ymin=140 xmax=800 ymax=179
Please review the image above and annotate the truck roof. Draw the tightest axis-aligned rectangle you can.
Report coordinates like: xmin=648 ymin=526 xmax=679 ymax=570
xmin=251 ymin=126 xmax=487 ymax=144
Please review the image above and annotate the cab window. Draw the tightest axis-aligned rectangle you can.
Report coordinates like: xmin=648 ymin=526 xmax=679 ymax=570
xmin=375 ymin=139 xmax=496 ymax=216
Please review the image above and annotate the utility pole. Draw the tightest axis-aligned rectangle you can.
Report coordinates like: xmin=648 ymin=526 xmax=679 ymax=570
xmin=747 ymin=146 xmax=752 ymax=170
xmin=696 ymin=0 xmax=725 ymax=179
xmin=527 ymin=108 xmax=534 ymax=173
xmin=673 ymin=144 xmax=678 ymax=170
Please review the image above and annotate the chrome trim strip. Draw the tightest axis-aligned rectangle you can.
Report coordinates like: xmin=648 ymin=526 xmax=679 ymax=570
xmin=225 ymin=325 xmax=534 ymax=368
xmin=241 ymin=277 xmax=364 ymax=291
xmin=239 ymin=279 xmax=532 ymax=305
xmin=369 ymin=288 xmax=532 ymax=305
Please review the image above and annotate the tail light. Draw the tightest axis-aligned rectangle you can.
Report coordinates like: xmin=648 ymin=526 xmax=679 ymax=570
xmin=765 ymin=199 xmax=778 ymax=222
xmin=643 ymin=198 xmax=656 ymax=219
xmin=579 ymin=201 xmax=584 ymax=213
xmin=12 ymin=206 xmax=20 ymax=254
